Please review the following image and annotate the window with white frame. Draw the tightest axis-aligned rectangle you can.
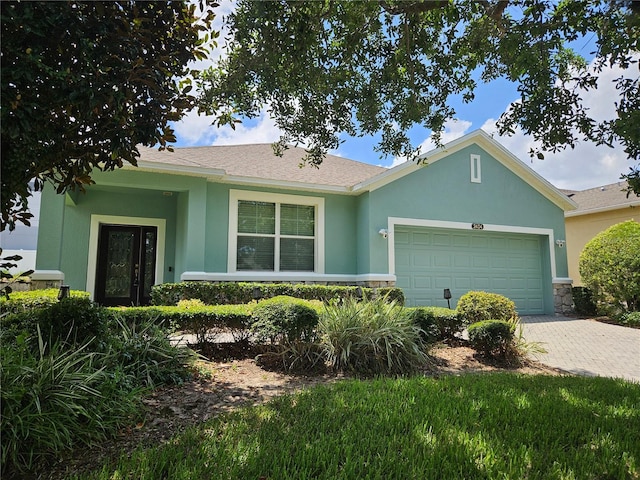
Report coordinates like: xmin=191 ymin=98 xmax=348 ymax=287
xmin=229 ymin=190 xmax=324 ymax=273
xmin=470 ymin=154 xmax=481 ymax=183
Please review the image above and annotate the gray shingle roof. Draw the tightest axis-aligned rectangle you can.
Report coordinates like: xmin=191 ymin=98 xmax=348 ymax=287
xmin=137 ymin=144 xmax=387 ymax=189
xmin=564 ymin=181 xmax=640 ymax=216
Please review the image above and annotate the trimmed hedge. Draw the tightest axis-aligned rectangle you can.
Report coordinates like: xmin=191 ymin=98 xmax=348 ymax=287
xmin=151 ymin=282 xmax=404 ymax=306
xmin=110 ymin=304 xmax=254 ymax=343
xmin=2 ymin=297 xmax=111 ymax=350
xmin=0 ymin=288 xmax=89 ymax=314
xmin=249 ymin=296 xmax=320 ymax=344
xmin=407 ymin=307 xmax=462 ymax=342
xmin=456 ymin=291 xmax=517 ymax=325
xmin=467 ymin=320 xmax=515 ymax=358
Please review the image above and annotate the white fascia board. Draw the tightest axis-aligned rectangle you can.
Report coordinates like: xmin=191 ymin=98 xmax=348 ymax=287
xmin=180 ymin=271 xmax=396 ymax=283
xmin=132 ymin=161 xmax=226 ymax=179
xmin=565 ymin=201 xmax=640 ymax=217
xmin=219 ymin=175 xmax=353 ymax=195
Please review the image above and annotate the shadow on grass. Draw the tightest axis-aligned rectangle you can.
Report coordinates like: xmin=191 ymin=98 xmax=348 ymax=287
xmin=83 ymin=374 xmax=640 ymax=480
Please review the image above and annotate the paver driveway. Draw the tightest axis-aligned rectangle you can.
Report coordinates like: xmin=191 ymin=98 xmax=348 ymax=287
xmin=521 ymin=316 xmax=640 ymax=383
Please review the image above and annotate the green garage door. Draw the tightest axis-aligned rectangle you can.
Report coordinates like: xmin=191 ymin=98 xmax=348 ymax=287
xmin=395 ymin=226 xmax=546 ymax=314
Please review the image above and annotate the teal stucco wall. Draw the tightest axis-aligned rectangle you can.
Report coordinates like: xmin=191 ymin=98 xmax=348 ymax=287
xmin=363 ymin=145 xmax=568 ymax=276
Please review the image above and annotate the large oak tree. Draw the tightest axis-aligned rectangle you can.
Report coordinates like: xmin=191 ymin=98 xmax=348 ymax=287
xmin=197 ymin=0 xmax=640 ymax=194
xmin=1 ymin=1 xmax=216 ymax=231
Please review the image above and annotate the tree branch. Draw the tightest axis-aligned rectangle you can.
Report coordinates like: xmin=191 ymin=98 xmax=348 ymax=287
xmin=379 ymin=1 xmax=448 ymax=16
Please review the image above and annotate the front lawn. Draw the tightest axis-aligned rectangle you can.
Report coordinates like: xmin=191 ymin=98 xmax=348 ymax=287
xmin=77 ymin=374 xmax=639 ymax=480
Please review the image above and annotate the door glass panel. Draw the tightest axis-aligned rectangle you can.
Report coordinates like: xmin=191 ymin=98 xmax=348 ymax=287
xmin=142 ymin=229 xmax=157 ymax=300
xmin=104 ymin=231 xmax=135 ymax=299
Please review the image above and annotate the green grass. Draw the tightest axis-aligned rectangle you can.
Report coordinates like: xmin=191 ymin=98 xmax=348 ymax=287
xmin=76 ymin=374 xmax=639 ymax=480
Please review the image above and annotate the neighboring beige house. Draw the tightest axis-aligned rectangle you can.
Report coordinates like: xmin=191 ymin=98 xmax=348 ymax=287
xmin=564 ymin=181 xmax=640 ymax=286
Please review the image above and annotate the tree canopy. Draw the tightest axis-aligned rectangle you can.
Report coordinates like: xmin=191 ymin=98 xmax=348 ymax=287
xmin=1 ymin=1 xmax=216 ymax=231
xmin=196 ymin=0 xmax=640 ymax=193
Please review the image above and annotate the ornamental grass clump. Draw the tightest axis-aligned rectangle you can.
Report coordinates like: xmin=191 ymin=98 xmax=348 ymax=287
xmin=319 ymin=297 xmax=430 ymax=375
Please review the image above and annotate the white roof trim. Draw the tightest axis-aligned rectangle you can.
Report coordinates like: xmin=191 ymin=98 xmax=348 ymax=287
xmin=565 ymin=201 xmax=640 ymax=217
xmin=132 ymin=160 xmax=226 ymax=179
xmin=219 ymin=175 xmax=353 ymax=194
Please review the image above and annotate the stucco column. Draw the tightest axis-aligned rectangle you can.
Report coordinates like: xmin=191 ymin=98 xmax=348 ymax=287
xmin=31 ymin=186 xmax=66 ymax=289
xmin=182 ymin=182 xmax=207 ymax=272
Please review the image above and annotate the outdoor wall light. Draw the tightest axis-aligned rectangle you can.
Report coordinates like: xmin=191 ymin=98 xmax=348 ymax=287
xmin=555 ymin=239 xmax=566 ymax=248
xmin=378 ymin=228 xmax=389 ymax=239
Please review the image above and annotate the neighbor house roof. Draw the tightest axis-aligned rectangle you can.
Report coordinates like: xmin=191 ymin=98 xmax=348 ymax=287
xmin=135 ymin=144 xmax=387 ymax=191
xmin=564 ymin=181 xmax=640 ymax=217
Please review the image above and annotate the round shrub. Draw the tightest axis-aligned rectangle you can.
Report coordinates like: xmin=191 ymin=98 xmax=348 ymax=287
xmin=249 ymin=296 xmax=319 ymax=344
xmin=579 ymin=220 xmax=640 ymax=312
xmin=467 ymin=320 xmax=515 ymax=358
xmin=456 ymin=291 xmax=517 ymax=325
xmin=409 ymin=307 xmax=461 ymax=342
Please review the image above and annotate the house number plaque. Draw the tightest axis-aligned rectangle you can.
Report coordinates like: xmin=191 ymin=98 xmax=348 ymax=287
xmin=471 ymin=223 xmax=484 ymax=230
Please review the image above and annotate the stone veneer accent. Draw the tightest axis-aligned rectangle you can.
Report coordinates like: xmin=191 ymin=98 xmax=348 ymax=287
xmin=553 ymin=282 xmax=574 ymax=315
xmin=30 ymin=279 xmax=63 ymax=291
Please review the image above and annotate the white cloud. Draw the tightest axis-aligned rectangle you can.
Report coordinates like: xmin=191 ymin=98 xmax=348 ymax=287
xmin=210 ymin=112 xmax=283 ymax=145
xmin=173 ymin=109 xmax=284 ymax=147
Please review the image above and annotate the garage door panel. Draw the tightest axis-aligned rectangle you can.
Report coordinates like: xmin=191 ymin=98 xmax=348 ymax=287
xmin=454 ymin=277 xmax=472 ymax=289
xmin=413 ymin=252 xmax=431 ymax=267
xmin=453 ymin=235 xmax=470 ymax=247
xmin=473 ymin=257 xmax=491 ymax=268
xmin=491 ymin=257 xmax=509 ymax=269
xmin=413 ymin=276 xmax=431 ymax=289
xmin=434 ymin=254 xmax=451 ymax=267
xmin=412 ymin=232 xmax=431 ymax=245
xmin=454 ymin=255 xmax=471 ymax=268
xmin=432 ymin=233 xmax=451 ymax=246
xmin=395 ymin=231 xmax=410 ymax=245
xmin=396 ymin=227 xmax=546 ymax=314
xmin=492 ymin=277 xmax=509 ymax=289
xmin=434 ymin=276 xmax=452 ymax=288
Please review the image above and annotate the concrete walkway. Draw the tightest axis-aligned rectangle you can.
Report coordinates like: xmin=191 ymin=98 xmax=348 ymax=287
xmin=521 ymin=316 xmax=640 ymax=383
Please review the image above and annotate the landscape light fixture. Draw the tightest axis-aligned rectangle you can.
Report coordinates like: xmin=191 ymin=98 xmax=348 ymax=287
xmin=57 ymin=285 xmax=70 ymax=301
xmin=444 ymin=288 xmax=452 ymax=309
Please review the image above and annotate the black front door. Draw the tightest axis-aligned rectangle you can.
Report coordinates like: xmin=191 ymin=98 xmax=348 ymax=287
xmin=95 ymin=225 xmax=157 ymax=306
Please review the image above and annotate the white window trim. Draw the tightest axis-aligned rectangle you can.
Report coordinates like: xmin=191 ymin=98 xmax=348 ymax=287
xmin=471 ymin=154 xmax=481 ymax=183
xmin=385 ymin=217 xmax=560 ymax=281
xmin=86 ymin=215 xmax=166 ymax=300
xmin=228 ymin=190 xmax=325 ymax=274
